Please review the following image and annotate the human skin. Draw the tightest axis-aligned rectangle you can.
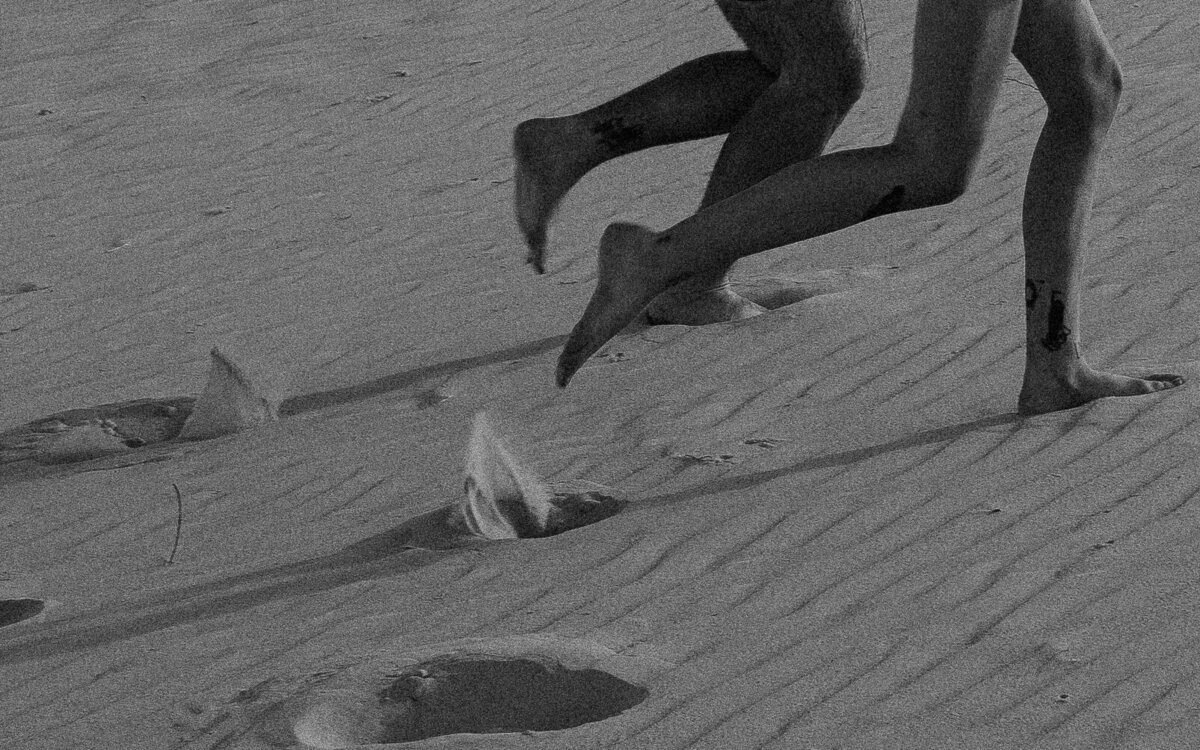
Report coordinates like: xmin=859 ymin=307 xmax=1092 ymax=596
xmin=554 ymin=0 xmax=1184 ymax=415
xmin=514 ymin=0 xmax=867 ymax=325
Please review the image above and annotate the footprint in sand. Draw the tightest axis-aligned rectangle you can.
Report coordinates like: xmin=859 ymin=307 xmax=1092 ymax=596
xmin=0 ymin=598 xmax=45 ymax=628
xmin=733 ymin=267 xmax=901 ymax=311
xmin=0 ymin=347 xmax=280 ymax=467
xmin=197 ymin=635 xmax=663 ymax=749
xmin=460 ymin=412 xmax=627 ymax=540
xmin=374 ymin=412 xmax=627 ymax=550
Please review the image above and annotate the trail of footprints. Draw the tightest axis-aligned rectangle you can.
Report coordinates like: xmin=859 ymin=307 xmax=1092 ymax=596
xmin=2 ymin=357 xmax=635 ymax=745
xmin=2 ymin=268 xmax=888 ymax=743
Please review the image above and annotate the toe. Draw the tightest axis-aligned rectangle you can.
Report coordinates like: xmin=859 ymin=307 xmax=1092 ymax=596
xmin=555 ymin=353 xmax=577 ymax=388
xmin=557 ymin=327 xmax=602 ymax=387
xmin=520 ymin=222 xmax=547 ymax=273
xmin=1148 ymin=373 xmax=1185 ymax=390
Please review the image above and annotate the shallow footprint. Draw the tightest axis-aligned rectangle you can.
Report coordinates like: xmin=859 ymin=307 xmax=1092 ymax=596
xmin=735 ymin=267 xmax=902 ymax=311
xmin=0 ymin=347 xmax=281 ymax=467
xmin=0 ymin=400 xmax=193 ymax=466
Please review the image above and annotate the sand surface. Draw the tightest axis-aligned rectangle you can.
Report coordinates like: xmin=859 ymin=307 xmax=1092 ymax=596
xmin=2 ymin=0 xmax=1199 ymax=747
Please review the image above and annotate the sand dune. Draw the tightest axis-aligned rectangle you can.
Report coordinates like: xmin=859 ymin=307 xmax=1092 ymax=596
xmin=2 ymin=0 xmax=1199 ymax=748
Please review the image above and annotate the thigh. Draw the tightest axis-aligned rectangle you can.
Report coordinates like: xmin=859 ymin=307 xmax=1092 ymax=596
xmin=1012 ymin=0 xmax=1120 ymax=111
xmin=895 ymin=0 xmax=1024 ymax=154
xmin=715 ymin=0 xmax=868 ymax=90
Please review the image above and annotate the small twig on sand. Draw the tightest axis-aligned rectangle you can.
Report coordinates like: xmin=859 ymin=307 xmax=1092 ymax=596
xmin=168 ymin=484 xmax=183 ymax=564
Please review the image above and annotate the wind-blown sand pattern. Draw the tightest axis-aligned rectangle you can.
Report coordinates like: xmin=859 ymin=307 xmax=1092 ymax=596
xmin=2 ymin=1 xmax=1199 ymax=748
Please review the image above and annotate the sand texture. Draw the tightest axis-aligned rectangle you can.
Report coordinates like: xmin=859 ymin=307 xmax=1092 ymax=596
xmin=2 ymin=0 xmax=1200 ymax=748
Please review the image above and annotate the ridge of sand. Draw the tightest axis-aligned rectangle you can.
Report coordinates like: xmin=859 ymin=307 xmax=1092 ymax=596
xmin=2 ymin=1 xmax=1199 ymax=748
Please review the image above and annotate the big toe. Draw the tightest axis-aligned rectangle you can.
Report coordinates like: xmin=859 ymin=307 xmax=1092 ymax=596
xmin=524 ymin=234 xmax=547 ymax=274
xmin=555 ymin=343 xmax=587 ymax=387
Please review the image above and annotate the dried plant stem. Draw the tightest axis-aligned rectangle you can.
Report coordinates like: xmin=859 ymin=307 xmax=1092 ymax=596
xmin=168 ymin=483 xmax=183 ymax=564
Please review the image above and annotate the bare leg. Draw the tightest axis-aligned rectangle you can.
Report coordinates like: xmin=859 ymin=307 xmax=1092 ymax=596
xmin=643 ymin=76 xmax=859 ymax=325
xmin=558 ymin=0 xmax=1024 ymax=386
xmin=644 ymin=0 xmax=868 ymax=325
xmin=1013 ymin=0 xmax=1183 ymax=414
xmin=514 ymin=52 xmax=775 ymax=273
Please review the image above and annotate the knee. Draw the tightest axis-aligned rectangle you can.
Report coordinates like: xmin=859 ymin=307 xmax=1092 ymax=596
xmin=774 ymin=32 xmax=868 ymax=119
xmin=813 ymin=51 xmax=868 ymax=117
xmin=835 ymin=55 xmax=868 ymax=116
xmin=889 ymin=137 xmax=982 ymax=208
xmin=1048 ymin=52 xmax=1123 ymax=131
xmin=922 ymin=157 xmax=975 ymax=206
xmin=773 ymin=57 xmax=866 ymax=129
xmin=1082 ymin=57 xmax=1123 ymax=126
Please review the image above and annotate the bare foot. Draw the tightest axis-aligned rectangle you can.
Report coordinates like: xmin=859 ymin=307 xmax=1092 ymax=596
xmin=1018 ymin=359 xmax=1184 ymax=416
xmin=556 ymin=223 xmax=681 ymax=387
xmin=644 ymin=279 xmax=765 ymax=326
xmin=513 ymin=118 xmax=593 ymax=274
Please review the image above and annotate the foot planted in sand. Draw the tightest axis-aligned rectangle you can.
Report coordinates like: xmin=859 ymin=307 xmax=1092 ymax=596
xmin=1018 ymin=353 xmax=1184 ymax=416
xmin=643 ymin=279 xmax=765 ymax=326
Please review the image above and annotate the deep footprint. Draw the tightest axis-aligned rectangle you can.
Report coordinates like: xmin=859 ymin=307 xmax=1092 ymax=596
xmin=376 ymin=655 xmax=648 ymax=742
xmin=461 ymin=412 xmax=626 ymax=540
xmin=376 ymin=412 xmax=627 ymax=550
xmin=0 ymin=598 xmax=45 ymax=628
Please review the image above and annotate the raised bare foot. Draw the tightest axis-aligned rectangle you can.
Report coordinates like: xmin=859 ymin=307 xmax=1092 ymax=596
xmin=1018 ymin=358 xmax=1184 ymax=416
xmin=513 ymin=118 xmax=593 ymax=274
xmin=644 ymin=279 xmax=765 ymax=326
xmin=556 ymin=223 xmax=681 ymax=387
